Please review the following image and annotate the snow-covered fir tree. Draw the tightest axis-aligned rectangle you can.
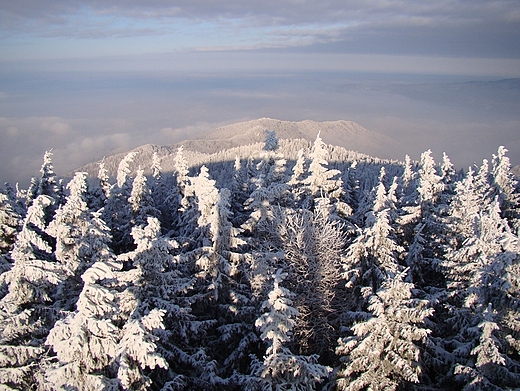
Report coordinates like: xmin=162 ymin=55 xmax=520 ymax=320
xmin=336 ymin=269 xmax=433 ymax=390
xmin=103 ymin=151 xmax=138 ymax=253
xmin=263 ymin=129 xmax=279 ymax=152
xmin=178 ymin=165 xmax=220 ymax=245
xmin=24 ymin=151 xmax=61 ymax=222
xmin=98 ymin=158 xmax=112 ymax=201
xmin=0 ymin=195 xmax=64 ymax=389
xmin=399 ymin=154 xmax=418 ymax=205
xmin=288 ymin=148 xmax=306 ymax=186
xmin=46 ymin=172 xmax=94 ymax=275
xmin=249 ymin=269 xmax=330 ymax=390
xmin=174 ymin=145 xmax=190 ymax=195
xmin=417 ymin=150 xmax=445 ymax=208
xmin=44 ymin=260 xmax=121 ymax=391
xmin=0 ymin=190 xmax=22 ymax=261
xmin=343 ymin=172 xmax=404 ymax=302
xmin=304 ymin=131 xmax=343 ymax=199
xmin=441 ymin=152 xmax=456 ymax=183
xmin=1 ymin=195 xmax=59 ymax=307
xmin=443 ymin=199 xmax=520 ymax=389
xmin=401 ymin=150 xmax=447 ymax=288
xmin=491 ymin=146 xmax=520 ymax=230
xmin=128 ymin=167 xmax=161 ymax=228
xmin=241 ymin=132 xmax=291 ymax=235
xmin=230 ymin=156 xmax=251 ymax=222
xmin=150 ymin=152 xmax=175 ymax=230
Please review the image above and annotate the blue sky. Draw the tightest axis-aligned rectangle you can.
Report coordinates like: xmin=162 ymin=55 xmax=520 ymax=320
xmin=0 ymin=1 xmax=519 ymax=185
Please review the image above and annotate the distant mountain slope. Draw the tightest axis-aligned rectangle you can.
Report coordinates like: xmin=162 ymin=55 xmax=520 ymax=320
xmin=76 ymin=118 xmax=399 ymax=179
xmin=184 ymin=118 xmax=398 ymax=158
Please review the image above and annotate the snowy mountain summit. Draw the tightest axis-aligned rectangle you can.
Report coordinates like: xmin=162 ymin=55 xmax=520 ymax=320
xmin=195 ymin=118 xmax=397 ymax=154
xmin=77 ymin=118 xmax=399 ymax=180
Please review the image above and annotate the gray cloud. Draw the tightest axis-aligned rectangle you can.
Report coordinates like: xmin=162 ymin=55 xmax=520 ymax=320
xmin=293 ymin=18 xmax=520 ymax=58
xmin=1 ymin=0 xmax=518 ymax=59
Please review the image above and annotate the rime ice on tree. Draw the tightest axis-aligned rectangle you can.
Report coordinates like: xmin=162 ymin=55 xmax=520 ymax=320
xmin=250 ymin=269 xmax=331 ymax=390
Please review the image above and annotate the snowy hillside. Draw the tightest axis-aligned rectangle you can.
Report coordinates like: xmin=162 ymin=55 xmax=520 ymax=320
xmin=0 ymin=129 xmax=519 ymax=390
xmin=198 ymin=118 xmax=399 ymax=156
xmin=77 ymin=118 xmax=399 ymax=180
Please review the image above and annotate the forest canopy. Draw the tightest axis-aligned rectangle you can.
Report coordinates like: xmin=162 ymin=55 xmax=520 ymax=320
xmin=0 ymin=131 xmax=519 ymax=390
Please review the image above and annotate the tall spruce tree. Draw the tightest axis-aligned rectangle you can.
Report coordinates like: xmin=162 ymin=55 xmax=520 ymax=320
xmin=0 ymin=195 xmax=63 ymax=390
xmin=336 ymin=270 xmax=433 ymax=390
xmin=444 ymin=200 xmax=520 ymax=389
xmin=249 ymin=269 xmax=330 ymax=390
xmin=103 ymin=152 xmax=137 ymax=253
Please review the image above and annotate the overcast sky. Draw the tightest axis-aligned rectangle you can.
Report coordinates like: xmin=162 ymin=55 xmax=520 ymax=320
xmin=1 ymin=0 xmax=519 ymax=185
xmin=2 ymin=0 xmax=520 ymax=72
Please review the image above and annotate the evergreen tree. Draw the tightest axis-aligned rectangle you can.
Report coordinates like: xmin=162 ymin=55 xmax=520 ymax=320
xmin=443 ymin=199 xmax=520 ymax=389
xmin=304 ymin=131 xmax=343 ymax=199
xmin=262 ymin=129 xmax=279 ymax=152
xmin=336 ymin=270 xmax=433 ymax=390
xmin=449 ymin=167 xmax=481 ymax=241
xmin=230 ymin=156 xmax=251 ymax=224
xmin=178 ymin=165 xmax=220 ymax=246
xmin=151 ymin=152 xmax=164 ymax=197
xmin=117 ymin=217 xmax=203 ymax=389
xmin=0 ymin=195 xmax=63 ymax=390
xmin=417 ymin=150 xmax=445 ymax=208
xmin=103 ymin=152 xmax=137 ymax=253
xmin=151 ymin=152 xmax=174 ymax=230
xmin=491 ymin=146 xmax=519 ymax=230
xmin=128 ymin=168 xmax=161 ymax=228
xmin=242 ymin=147 xmax=289 ymax=235
xmin=475 ymin=159 xmax=494 ymax=203
xmin=288 ymin=148 xmax=306 ymax=186
xmin=44 ymin=261 xmax=121 ymax=391
xmin=38 ymin=151 xmax=59 ymax=203
xmin=174 ymin=145 xmax=190 ymax=195
xmin=25 ymin=177 xmax=39 ymax=209
xmin=0 ymin=190 xmax=22 ymax=262
xmin=343 ymin=175 xmax=404 ymax=302
xmin=88 ymin=158 xmax=112 ymax=211
xmin=46 ymin=172 xmax=94 ymax=275
xmin=398 ymin=154 xmax=419 ymax=212
xmin=24 ymin=151 xmax=61 ymax=222
xmin=116 ymin=308 xmax=169 ymax=390
xmin=116 ymin=152 xmax=137 ymax=189
xmin=1 ymin=195 xmax=59 ymax=307
xmin=98 ymin=158 xmax=112 ymax=201
xmin=249 ymin=269 xmax=330 ymax=390
xmin=402 ymin=150 xmax=446 ymax=287
xmin=441 ymin=152 xmax=456 ymax=184
xmin=453 ymin=304 xmax=519 ymax=390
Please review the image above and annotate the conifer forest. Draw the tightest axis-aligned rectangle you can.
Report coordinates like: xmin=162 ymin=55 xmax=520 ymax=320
xmin=0 ymin=130 xmax=519 ymax=390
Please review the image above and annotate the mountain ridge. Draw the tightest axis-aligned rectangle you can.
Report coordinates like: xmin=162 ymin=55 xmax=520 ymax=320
xmin=198 ymin=118 xmax=397 ymax=156
xmin=75 ymin=118 xmax=399 ymax=179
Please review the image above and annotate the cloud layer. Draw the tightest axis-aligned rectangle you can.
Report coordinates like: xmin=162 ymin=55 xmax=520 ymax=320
xmin=1 ymin=0 xmax=519 ymax=61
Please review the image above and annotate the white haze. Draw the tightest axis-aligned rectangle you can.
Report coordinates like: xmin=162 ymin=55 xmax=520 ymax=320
xmin=0 ymin=70 xmax=519 ymax=186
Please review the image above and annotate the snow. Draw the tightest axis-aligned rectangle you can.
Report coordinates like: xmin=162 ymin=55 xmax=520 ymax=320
xmin=0 ymin=135 xmax=519 ymax=390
